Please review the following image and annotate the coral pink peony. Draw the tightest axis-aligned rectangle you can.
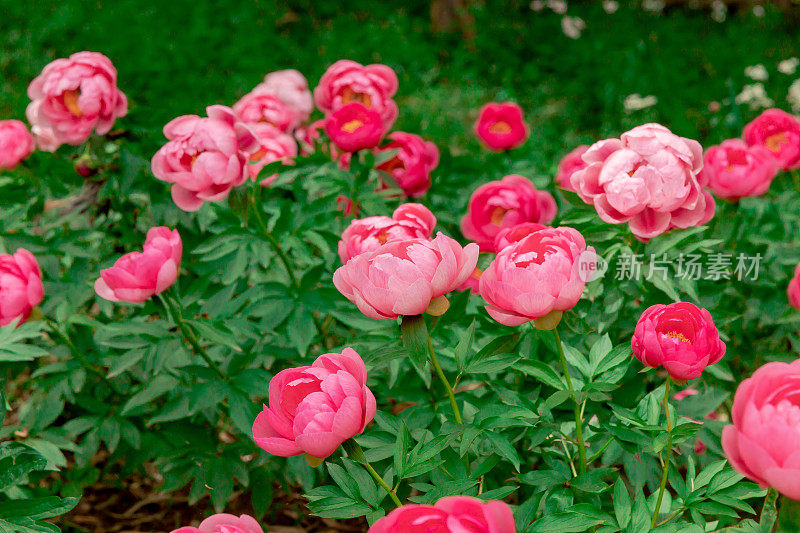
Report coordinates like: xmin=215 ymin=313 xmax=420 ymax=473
xmin=375 ymin=132 xmax=439 ymax=198
xmin=338 ymin=203 xmax=436 ymax=263
xmin=0 ymin=249 xmax=44 ymax=328
xmin=631 ymin=302 xmax=725 ymax=381
xmin=333 ymin=233 xmax=479 ymax=319
xmin=248 ymin=123 xmax=298 ymax=185
xmin=722 ymin=359 xmax=800 ymax=500
xmin=233 ymin=90 xmax=298 ymax=133
xmin=254 ymin=69 xmax=314 ymax=124
xmin=94 ymin=227 xmax=182 ymax=304
xmin=743 ymin=108 xmax=800 ymax=171
xmin=461 ymin=175 xmax=557 ymax=252
xmin=474 ymin=102 xmax=528 ymax=151
xmin=701 ymin=139 xmax=778 ymax=200
xmin=555 ymin=145 xmax=590 ymax=191
xmin=325 ymin=103 xmax=383 ymax=153
xmin=314 ymin=60 xmax=399 ymax=131
xmin=480 ymin=225 xmax=594 ymax=328
xmin=570 ymin=123 xmax=715 ymax=242
xmin=26 ymin=52 xmax=128 ymax=151
xmin=788 ymin=262 xmax=800 ymax=310
xmin=0 ymin=120 xmax=35 ymax=169
xmin=170 ymin=513 xmax=263 ymax=533
xmin=151 ymin=105 xmax=258 ymax=211
xmin=252 ymin=348 xmax=376 ymax=460
xmin=369 ymin=496 xmax=516 ymax=533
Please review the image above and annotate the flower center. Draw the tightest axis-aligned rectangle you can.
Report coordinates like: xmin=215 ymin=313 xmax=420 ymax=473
xmin=341 ymin=119 xmax=364 ymax=133
xmin=342 ymin=88 xmax=372 ymax=108
xmin=376 ymin=231 xmax=389 ymax=244
xmin=63 ymin=89 xmax=83 ymax=117
xmin=488 ymin=121 xmax=511 ymax=134
xmin=664 ymin=330 xmax=691 ymax=343
xmin=490 ymin=206 xmax=508 ymax=225
xmin=765 ymin=132 xmax=787 ymax=152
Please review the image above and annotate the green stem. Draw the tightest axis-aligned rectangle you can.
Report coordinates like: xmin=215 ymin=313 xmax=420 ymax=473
xmin=159 ymin=293 xmax=226 ymax=381
xmin=342 ymin=440 xmax=402 ymax=507
xmin=651 ymin=378 xmax=673 ymax=527
xmin=427 ymin=333 xmax=463 ymax=424
xmin=760 ymin=488 xmax=779 ymax=532
xmin=554 ymin=326 xmax=587 ymax=474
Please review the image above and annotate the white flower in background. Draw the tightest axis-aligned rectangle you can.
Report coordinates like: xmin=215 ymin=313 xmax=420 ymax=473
xmin=547 ymin=0 xmax=568 ymax=15
xmin=530 ymin=0 xmax=545 ymax=11
xmin=735 ymin=83 xmax=774 ymax=109
xmin=643 ymin=0 xmax=665 ymax=12
xmin=711 ymin=0 xmax=727 ymax=22
xmin=561 ymin=16 xmax=585 ymax=39
xmin=789 ymin=80 xmax=800 ymax=112
xmin=603 ymin=0 xmax=619 ymax=14
xmin=623 ymin=94 xmax=658 ymax=112
xmin=779 ymin=58 xmax=799 ymax=75
xmin=752 ymin=5 xmax=765 ymax=17
xmin=744 ymin=64 xmax=769 ymax=81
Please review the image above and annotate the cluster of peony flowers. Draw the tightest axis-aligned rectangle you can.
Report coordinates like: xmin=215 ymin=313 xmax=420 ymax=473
xmin=0 ymin=249 xmax=45 ymax=327
xmin=171 ymin=513 xmax=263 ymax=533
xmin=369 ymin=496 xmax=515 ymax=532
xmin=474 ymin=102 xmax=529 ymax=151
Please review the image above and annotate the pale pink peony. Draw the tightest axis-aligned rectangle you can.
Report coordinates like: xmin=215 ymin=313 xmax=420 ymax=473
xmin=631 ymin=302 xmax=725 ymax=381
xmin=0 ymin=249 xmax=44 ymax=327
xmin=701 ymin=139 xmax=778 ymax=200
xmin=314 ymin=59 xmax=399 ymax=131
xmin=26 ymin=51 xmax=128 ymax=151
xmin=555 ymin=144 xmax=590 ymax=191
xmin=788 ymin=262 xmax=800 ymax=310
xmin=94 ymin=227 xmax=182 ymax=304
xmin=171 ymin=513 xmax=264 ymax=533
xmin=480 ymin=225 xmax=594 ymax=328
xmin=570 ymin=123 xmax=715 ymax=242
xmin=333 ymin=233 xmax=479 ymax=319
xmin=232 ymin=90 xmax=298 ymax=133
xmin=722 ymin=359 xmax=800 ymax=500
xmin=248 ymin=123 xmax=297 ymax=185
xmin=0 ymin=120 xmax=35 ymax=169
xmin=338 ymin=203 xmax=436 ymax=263
xmin=743 ymin=108 xmax=800 ymax=171
xmin=461 ymin=175 xmax=557 ymax=252
xmin=474 ymin=102 xmax=528 ymax=152
xmin=254 ymin=69 xmax=314 ymax=124
xmin=325 ymin=103 xmax=383 ymax=153
xmin=252 ymin=348 xmax=376 ymax=460
xmin=151 ymin=105 xmax=258 ymax=211
xmin=375 ymin=132 xmax=439 ymax=198
xmin=369 ymin=496 xmax=516 ymax=533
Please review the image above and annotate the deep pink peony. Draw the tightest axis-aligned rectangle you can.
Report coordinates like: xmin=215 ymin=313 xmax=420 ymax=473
xmin=722 ymin=359 xmax=800 ymax=500
xmin=369 ymin=496 xmax=516 ymax=533
xmin=232 ymin=90 xmax=298 ymax=133
xmin=631 ymin=302 xmax=725 ymax=381
xmin=333 ymin=233 xmax=479 ymax=319
xmin=338 ymin=203 xmax=436 ymax=263
xmin=480 ymin=225 xmax=594 ymax=328
xmin=248 ymin=123 xmax=297 ymax=186
xmin=325 ymin=103 xmax=383 ymax=153
xmin=314 ymin=60 xmax=399 ymax=131
xmin=474 ymin=102 xmax=528 ymax=151
xmin=701 ymin=139 xmax=778 ymax=200
xmin=555 ymin=145 xmax=589 ymax=191
xmin=151 ymin=105 xmax=259 ymax=211
xmin=461 ymin=175 xmax=557 ymax=252
xmin=252 ymin=348 xmax=376 ymax=460
xmin=26 ymin=52 xmax=128 ymax=151
xmin=94 ymin=227 xmax=182 ymax=304
xmin=170 ymin=513 xmax=264 ymax=533
xmin=0 ymin=120 xmax=35 ymax=169
xmin=0 ymin=249 xmax=44 ymax=328
xmin=570 ymin=124 xmax=715 ymax=242
xmin=743 ymin=108 xmax=800 ymax=171
xmin=375 ymin=132 xmax=440 ymax=198
xmin=254 ymin=69 xmax=314 ymax=124
xmin=788 ymin=263 xmax=800 ymax=310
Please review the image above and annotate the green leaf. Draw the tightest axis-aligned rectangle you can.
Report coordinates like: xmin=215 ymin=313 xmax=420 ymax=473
xmin=627 ymin=491 xmax=651 ymax=533
xmin=0 ymin=321 xmax=48 ymax=362
xmin=400 ymin=314 xmax=429 ymax=370
xmin=454 ymin=319 xmax=476 ymax=372
xmin=614 ymin=478 xmax=632 ymax=529
xmin=121 ymin=374 xmax=179 ymax=415
xmin=515 ymin=360 xmax=565 ymax=390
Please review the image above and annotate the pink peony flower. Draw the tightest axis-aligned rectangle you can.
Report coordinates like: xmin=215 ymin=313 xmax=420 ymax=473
xmin=26 ymin=52 xmax=128 ymax=151
xmin=0 ymin=120 xmax=35 ymax=169
xmin=314 ymin=60 xmax=399 ymax=131
xmin=631 ymin=302 xmax=726 ymax=381
xmin=570 ymin=123 xmax=715 ymax=242
xmin=232 ymin=90 xmax=298 ymax=132
xmin=701 ymin=139 xmax=778 ymax=200
xmin=555 ymin=144 xmax=589 ymax=191
xmin=493 ymin=222 xmax=547 ymax=251
xmin=369 ymin=496 xmax=516 ymax=533
xmin=248 ymin=123 xmax=297 ymax=186
xmin=295 ymin=119 xmax=326 ymax=156
xmin=722 ymin=359 xmax=800 ymax=500
xmin=788 ymin=262 xmax=800 ymax=310
xmin=170 ymin=513 xmax=264 ymax=533
xmin=0 ymin=249 xmax=44 ymax=327
xmin=461 ymin=175 xmax=557 ymax=252
xmin=333 ymin=233 xmax=479 ymax=319
xmin=325 ymin=103 xmax=383 ymax=153
xmin=252 ymin=348 xmax=376 ymax=460
xmin=480 ymin=225 xmax=594 ymax=329
xmin=338 ymin=203 xmax=436 ymax=263
xmin=474 ymin=102 xmax=528 ymax=152
xmin=375 ymin=132 xmax=440 ymax=198
xmin=254 ymin=69 xmax=314 ymax=124
xmin=151 ymin=105 xmax=258 ymax=211
xmin=94 ymin=227 xmax=182 ymax=304
xmin=743 ymin=108 xmax=800 ymax=171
